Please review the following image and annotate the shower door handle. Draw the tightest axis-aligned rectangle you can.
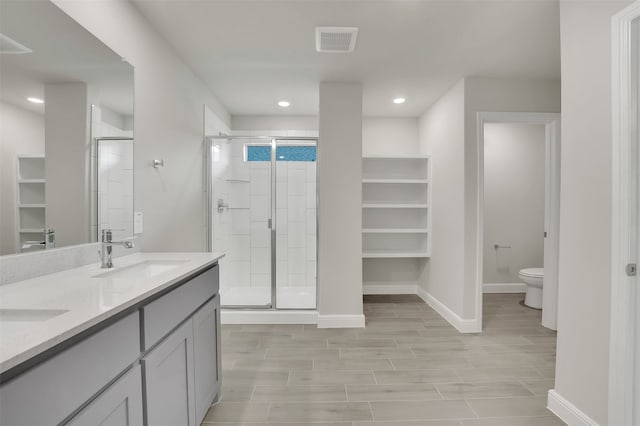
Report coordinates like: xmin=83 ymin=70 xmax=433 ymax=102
xmin=268 ymin=218 xmax=272 ymax=229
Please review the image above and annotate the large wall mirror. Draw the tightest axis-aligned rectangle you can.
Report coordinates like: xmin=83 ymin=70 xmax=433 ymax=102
xmin=0 ymin=1 xmax=134 ymax=255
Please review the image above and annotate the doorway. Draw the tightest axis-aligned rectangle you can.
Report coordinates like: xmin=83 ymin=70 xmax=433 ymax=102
xmin=205 ymin=135 xmax=318 ymax=310
xmin=476 ymin=112 xmax=561 ymax=331
xmin=610 ymin=3 xmax=640 ymax=424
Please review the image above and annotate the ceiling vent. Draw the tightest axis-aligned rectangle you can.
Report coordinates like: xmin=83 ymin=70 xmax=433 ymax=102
xmin=0 ymin=33 xmax=32 ymax=54
xmin=315 ymin=27 xmax=359 ymax=53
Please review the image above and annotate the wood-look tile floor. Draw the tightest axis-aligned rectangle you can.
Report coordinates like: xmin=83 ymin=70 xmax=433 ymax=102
xmin=202 ymin=293 xmax=565 ymax=425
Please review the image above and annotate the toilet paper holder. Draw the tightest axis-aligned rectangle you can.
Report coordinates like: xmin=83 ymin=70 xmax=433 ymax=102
xmin=494 ymin=244 xmax=511 ymax=250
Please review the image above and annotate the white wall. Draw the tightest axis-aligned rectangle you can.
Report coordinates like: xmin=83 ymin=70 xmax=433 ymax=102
xmin=483 ymin=123 xmax=545 ymax=283
xmin=418 ymin=80 xmax=466 ymax=314
xmin=53 ymin=0 xmax=230 ymax=252
xmin=0 ymin=101 xmax=45 ymax=255
xmin=418 ymin=78 xmax=560 ymax=322
xmin=318 ymin=82 xmax=363 ymax=324
xmin=463 ymin=77 xmax=561 ymax=317
xmin=362 ymin=117 xmax=420 ymax=156
xmin=231 ymin=115 xmax=318 ymax=132
xmin=553 ymin=1 xmax=631 ymax=424
xmin=45 ymin=82 xmax=90 ymax=248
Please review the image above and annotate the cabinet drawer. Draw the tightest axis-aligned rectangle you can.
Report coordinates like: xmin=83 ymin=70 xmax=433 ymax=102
xmin=0 ymin=312 xmax=140 ymax=426
xmin=142 ymin=265 xmax=218 ymax=351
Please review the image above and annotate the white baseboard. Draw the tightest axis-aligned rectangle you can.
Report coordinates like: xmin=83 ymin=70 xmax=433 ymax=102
xmin=417 ymin=287 xmax=481 ymax=333
xmin=221 ymin=310 xmax=318 ymax=325
xmin=317 ymin=314 xmax=366 ymax=328
xmin=363 ymin=282 xmax=418 ymax=295
xmin=547 ymin=390 xmax=600 ymax=426
xmin=483 ymin=282 xmax=527 ymax=293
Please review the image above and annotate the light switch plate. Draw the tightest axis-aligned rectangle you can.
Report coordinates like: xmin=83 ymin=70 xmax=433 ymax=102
xmin=134 ymin=212 xmax=143 ymax=234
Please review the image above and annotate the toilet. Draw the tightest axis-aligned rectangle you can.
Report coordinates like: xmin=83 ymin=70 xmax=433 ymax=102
xmin=518 ymin=268 xmax=544 ymax=309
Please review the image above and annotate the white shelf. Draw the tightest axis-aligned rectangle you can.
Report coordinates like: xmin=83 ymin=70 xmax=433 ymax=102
xmin=363 ymin=228 xmax=428 ymax=234
xmin=361 ymin=155 xmax=431 ymax=262
xmin=18 ymin=179 xmax=46 ymax=184
xmin=362 ymin=178 xmax=428 ymax=184
xmin=363 ymin=250 xmax=430 ymax=258
xmin=16 ymin=155 xmax=46 ymax=252
xmin=362 ymin=203 xmax=428 ymax=209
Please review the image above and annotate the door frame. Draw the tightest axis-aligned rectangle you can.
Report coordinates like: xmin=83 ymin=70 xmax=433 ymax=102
xmin=610 ymin=2 xmax=640 ymax=424
xmin=476 ymin=112 xmax=561 ymax=331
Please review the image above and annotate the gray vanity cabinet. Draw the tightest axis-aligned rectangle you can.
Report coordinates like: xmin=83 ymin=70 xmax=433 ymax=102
xmin=193 ymin=294 xmax=221 ymax=423
xmin=0 ymin=263 xmax=221 ymax=426
xmin=66 ymin=365 xmax=143 ymax=426
xmin=143 ymin=318 xmax=197 ymax=426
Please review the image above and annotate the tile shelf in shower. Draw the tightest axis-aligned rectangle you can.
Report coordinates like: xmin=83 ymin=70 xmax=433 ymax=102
xmin=362 ymin=228 xmax=429 ymax=234
xmin=362 ymin=178 xmax=429 ymax=184
xmin=362 ymin=203 xmax=428 ymax=209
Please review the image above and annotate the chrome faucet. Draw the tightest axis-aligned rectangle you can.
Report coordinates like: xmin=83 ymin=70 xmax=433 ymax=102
xmin=22 ymin=228 xmax=56 ymax=251
xmin=100 ymin=229 xmax=134 ymax=268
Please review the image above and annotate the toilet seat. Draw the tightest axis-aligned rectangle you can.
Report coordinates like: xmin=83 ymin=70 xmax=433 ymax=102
xmin=519 ymin=268 xmax=544 ymax=279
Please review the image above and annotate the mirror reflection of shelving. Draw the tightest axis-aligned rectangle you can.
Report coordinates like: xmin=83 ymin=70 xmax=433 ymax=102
xmin=362 ymin=156 xmax=431 ymax=258
xmin=16 ymin=155 xmax=46 ymax=252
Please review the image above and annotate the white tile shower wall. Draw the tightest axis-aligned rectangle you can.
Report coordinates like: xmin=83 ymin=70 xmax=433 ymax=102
xmin=0 ymin=236 xmax=141 ymax=286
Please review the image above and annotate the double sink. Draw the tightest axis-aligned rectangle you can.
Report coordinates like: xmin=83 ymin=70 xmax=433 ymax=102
xmin=0 ymin=259 xmax=188 ymax=334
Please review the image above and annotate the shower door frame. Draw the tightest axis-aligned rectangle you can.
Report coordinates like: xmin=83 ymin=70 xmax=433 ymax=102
xmin=205 ymin=135 xmax=319 ymax=310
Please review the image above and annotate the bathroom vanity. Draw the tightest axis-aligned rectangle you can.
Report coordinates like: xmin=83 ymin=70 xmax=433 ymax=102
xmin=0 ymin=252 xmax=224 ymax=426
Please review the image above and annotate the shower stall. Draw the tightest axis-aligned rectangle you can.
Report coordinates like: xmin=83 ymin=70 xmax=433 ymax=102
xmin=205 ymin=135 xmax=318 ymax=310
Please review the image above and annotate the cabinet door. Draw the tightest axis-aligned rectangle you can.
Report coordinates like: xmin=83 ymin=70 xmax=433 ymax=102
xmin=66 ymin=365 xmax=143 ymax=426
xmin=193 ymin=294 xmax=221 ymax=423
xmin=143 ymin=319 xmax=195 ymax=426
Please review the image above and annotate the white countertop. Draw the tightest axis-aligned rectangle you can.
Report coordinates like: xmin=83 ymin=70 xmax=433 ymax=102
xmin=0 ymin=252 xmax=225 ymax=374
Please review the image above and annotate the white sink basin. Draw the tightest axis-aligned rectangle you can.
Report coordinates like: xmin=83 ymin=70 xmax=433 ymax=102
xmin=0 ymin=309 xmax=70 ymax=339
xmin=0 ymin=308 xmax=69 ymax=322
xmin=92 ymin=260 xmax=188 ymax=280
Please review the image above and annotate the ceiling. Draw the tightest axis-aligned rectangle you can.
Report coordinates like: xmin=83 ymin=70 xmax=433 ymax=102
xmin=133 ymin=0 xmax=561 ymax=118
xmin=0 ymin=1 xmax=134 ymax=116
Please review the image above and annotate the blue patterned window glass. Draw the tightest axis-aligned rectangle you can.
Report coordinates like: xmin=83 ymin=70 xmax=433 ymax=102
xmin=246 ymin=145 xmax=316 ymax=162
xmin=246 ymin=145 xmax=271 ymax=161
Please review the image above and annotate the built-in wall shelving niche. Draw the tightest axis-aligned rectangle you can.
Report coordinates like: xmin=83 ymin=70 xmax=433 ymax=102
xmin=362 ymin=155 xmax=431 ymax=258
xmin=16 ymin=155 xmax=46 ymax=252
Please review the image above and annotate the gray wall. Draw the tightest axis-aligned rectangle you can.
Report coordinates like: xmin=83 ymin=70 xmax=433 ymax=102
xmin=318 ymin=82 xmax=363 ymax=321
xmin=53 ymin=0 xmax=230 ymax=252
xmin=554 ymin=1 xmax=631 ymax=423
xmin=483 ymin=123 xmax=545 ymax=284
xmin=0 ymin=101 xmax=45 ymax=255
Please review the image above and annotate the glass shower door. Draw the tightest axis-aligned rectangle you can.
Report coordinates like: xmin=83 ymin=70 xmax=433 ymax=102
xmin=274 ymin=139 xmax=317 ymax=309
xmin=213 ymin=138 xmax=273 ymax=308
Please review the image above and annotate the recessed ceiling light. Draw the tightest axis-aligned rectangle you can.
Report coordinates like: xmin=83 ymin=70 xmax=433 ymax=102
xmin=278 ymin=100 xmax=290 ymax=107
xmin=393 ymin=97 xmax=406 ymax=104
xmin=27 ymin=97 xmax=44 ymax=104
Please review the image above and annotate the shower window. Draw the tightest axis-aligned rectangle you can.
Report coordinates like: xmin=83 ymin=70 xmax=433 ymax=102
xmin=246 ymin=145 xmax=316 ymax=162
